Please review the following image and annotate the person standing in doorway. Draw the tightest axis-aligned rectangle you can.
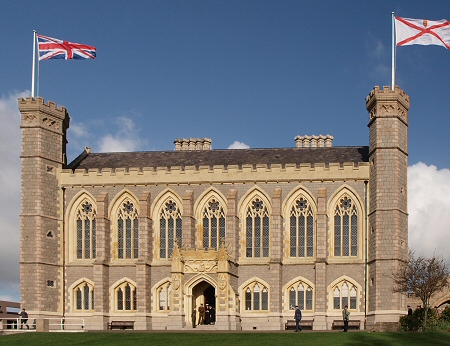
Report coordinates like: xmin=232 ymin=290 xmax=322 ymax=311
xmin=198 ymin=304 xmax=205 ymax=325
xmin=191 ymin=306 xmax=197 ymax=328
xmin=18 ymin=308 xmax=29 ymax=329
xmin=342 ymin=305 xmax=350 ymax=332
xmin=294 ymin=305 xmax=302 ymax=332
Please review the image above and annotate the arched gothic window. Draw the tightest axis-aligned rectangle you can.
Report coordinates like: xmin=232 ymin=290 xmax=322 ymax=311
xmin=202 ymin=198 xmax=225 ymax=250
xmin=287 ymin=281 xmax=314 ymax=311
xmin=334 ymin=196 xmax=358 ymax=257
xmin=157 ymin=282 xmax=172 ymax=311
xmin=245 ymin=197 xmax=270 ymax=258
xmin=115 ymin=282 xmax=137 ymax=311
xmin=76 ymin=200 xmax=96 ymax=259
xmin=74 ymin=281 xmax=94 ymax=311
xmin=244 ymin=282 xmax=269 ymax=311
xmin=332 ymin=281 xmax=358 ymax=310
xmin=159 ymin=199 xmax=182 ymax=259
xmin=289 ymin=197 xmax=314 ymax=257
xmin=117 ymin=200 xmax=139 ymax=259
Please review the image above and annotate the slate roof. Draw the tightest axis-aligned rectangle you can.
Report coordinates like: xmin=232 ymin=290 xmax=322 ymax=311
xmin=69 ymin=146 xmax=369 ymax=171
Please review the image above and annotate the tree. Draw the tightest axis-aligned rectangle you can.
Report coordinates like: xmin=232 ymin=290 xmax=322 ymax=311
xmin=392 ymin=251 xmax=449 ymax=331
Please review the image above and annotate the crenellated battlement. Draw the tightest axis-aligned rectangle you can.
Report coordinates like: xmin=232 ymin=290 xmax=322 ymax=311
xmin=365 ymin=86 xmax=410 ymax=110
xmin=60 ymin=161 xmax=369 ymax=186
xmin=18 ymin=97 xmax=69 ymax=117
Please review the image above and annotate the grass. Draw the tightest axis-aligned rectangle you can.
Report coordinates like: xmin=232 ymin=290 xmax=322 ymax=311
xmin=1 ymin=331 xmax=450 ymax=346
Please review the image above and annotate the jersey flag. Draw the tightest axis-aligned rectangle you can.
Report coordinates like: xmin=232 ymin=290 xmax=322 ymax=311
xmin=395 ymin=17 xmax=450 ymax=50
xmin=37 ymin=34 xmax=96 ymax=60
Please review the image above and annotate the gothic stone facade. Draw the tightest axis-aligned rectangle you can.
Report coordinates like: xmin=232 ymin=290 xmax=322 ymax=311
xmin=19 ymin=86 xmax=410 ymax=331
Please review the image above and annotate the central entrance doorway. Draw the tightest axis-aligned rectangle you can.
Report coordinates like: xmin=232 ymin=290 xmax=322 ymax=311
xmin=190 ymin=280 xmax=216 ymax=325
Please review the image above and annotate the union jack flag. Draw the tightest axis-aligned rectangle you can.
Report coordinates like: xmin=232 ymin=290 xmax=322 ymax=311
xmin=37 ymin=34 xmax=96 ymax=60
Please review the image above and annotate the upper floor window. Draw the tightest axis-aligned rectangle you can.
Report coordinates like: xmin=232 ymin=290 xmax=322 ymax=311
xmin=334 ymin=196 xmax=358 ymax=257
xmin=76 ymin=200 xmax=96 ymax=259
xmin=245 ymin=197 xmax=270 ymax=258
xmin=117 ymin=200 xmax=139 ymax=259
xmin=289 ymin=197 xmax=314 ymax=257
xmin=202 ymin=198 xmax=225 ymax=250
xmin=159 ymin=199 xmax=182 ymax=259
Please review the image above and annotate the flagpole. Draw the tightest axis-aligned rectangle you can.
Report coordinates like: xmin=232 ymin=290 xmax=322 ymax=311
xmin=31 ymin=30 xmax=37 ymax=98
xmin=391 ymin=12 xmax=395 ymax=90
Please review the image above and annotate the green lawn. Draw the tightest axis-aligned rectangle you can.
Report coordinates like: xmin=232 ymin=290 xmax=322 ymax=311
xmin=1 ymin=331 xmax=450 ymax=346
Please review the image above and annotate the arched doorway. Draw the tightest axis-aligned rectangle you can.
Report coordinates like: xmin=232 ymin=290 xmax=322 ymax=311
xmin=189 ymin=280 xmax=216 ymax=325
xmin=192 ymin=280 xmax=216 ymax=308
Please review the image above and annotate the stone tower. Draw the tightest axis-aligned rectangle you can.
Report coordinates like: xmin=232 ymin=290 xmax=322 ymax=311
xmin=365 ymin=86 xmax=410 ymax=329
xmin=19 ymin=97 xmax=70 ymax=316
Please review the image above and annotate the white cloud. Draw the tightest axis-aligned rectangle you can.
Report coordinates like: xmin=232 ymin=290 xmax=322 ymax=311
xmin=0 ymin=91 xmax=28 ymax=302
xmin=98 ymin=116 xmax=147 ymax=152
xmin=228 ymin=141 xmax=250 ymax=149
xmin=408 ymin=162 xmax=450 ymax=260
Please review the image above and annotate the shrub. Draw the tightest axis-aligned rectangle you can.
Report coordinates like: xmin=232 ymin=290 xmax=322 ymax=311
xmin=440 ymin=306 xmax=450 ymax=322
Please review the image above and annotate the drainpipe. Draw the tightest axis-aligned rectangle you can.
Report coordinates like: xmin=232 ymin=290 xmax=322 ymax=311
xmin=61 ymin=186 xmax=66 ymax=320
xmin=364 ymin=180 xmax=369 ymax=329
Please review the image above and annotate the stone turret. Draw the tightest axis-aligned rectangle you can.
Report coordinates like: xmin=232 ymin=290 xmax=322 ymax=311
xmin=365 ymin=86 xmax=410 ymax=330
xmin=18 ymin=97 xmax=70 ymax=316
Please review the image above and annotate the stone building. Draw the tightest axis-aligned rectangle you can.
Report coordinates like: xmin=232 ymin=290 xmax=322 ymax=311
xmin=19 ymin=86 xmax=410 ymax=331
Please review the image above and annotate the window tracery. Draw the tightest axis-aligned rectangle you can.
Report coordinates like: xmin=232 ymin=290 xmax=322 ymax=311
xmin=243 ymin=282 xmax=269 ymax=311
xmin=117 ymin=199 xmax=139 ymax=259
xmin=202 ymin=198 xmax=225 ymax=250
xmin=115 ymin=282 xmax=137 ymax=311
xmin=287 ymin=281 xmax=314 ymax=311
xmin=245 ymin=197 xmax=270 ymax=258
xmin=333 ymin=195 xmax=358 ymax=257
xmin=289 ymin=196 xmax=314 ymax=257
xmin=76 ymin=200 xmax=96 ymax=259
xmin=73 ymin=281 xmax=94 ymax=311
xmin=159 ymin=199 xmax=182 ymax=259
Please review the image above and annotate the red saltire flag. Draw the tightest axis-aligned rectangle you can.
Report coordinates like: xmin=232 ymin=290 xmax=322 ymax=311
xmin=37 ymin=34 xmax=96 ymax=60
xmin=395 ymin=17 xmax=450 ymax=50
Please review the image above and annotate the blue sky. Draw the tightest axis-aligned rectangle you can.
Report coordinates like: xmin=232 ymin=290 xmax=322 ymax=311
xmin=1 ymin=1 xmax=449 ymax=302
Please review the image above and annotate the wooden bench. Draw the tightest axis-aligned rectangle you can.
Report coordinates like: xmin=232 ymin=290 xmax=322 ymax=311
xmin=332 ymin=319 xmax=360 ymax=330
xmin=285 ymin=319 xmax=314 ymax=330
xmin=107 ymin=321 xmax=135 ymax=330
